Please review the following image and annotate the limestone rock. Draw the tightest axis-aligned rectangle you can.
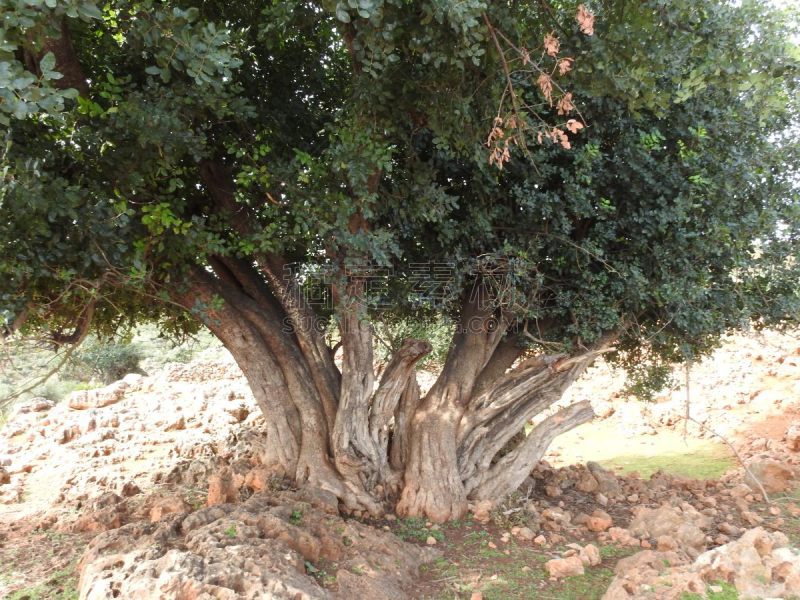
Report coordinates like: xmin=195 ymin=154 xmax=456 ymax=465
xmin=745 ymin=459 xmax=796 ymax=494
xmin=587 ymin=462 xmax=621 ymax=496
xmin=786 ymin=425 xmax=800 ymax=451
xmin=207 ymin=466 xmax=238 ymax=506
xmin=546 ymin=555 xmax=585 ymax=578
xmin=68 ymin=381 xmax=128 ymax=410
xmin=628 ymin=504 xmax=708 ymax=557
xmin=586 ymin=509 xmax=613 ymax=532
xmin=78 ymin=491 xmax=436 ymax=600
xmin=603 ymin=528 xmax=800 ymax=600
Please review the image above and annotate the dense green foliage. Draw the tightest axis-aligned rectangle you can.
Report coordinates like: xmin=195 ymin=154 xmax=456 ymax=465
xmin=1 ymin=0 xmax=798 ymax=376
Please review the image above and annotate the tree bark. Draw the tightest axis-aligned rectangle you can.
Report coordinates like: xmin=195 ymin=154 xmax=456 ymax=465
xmin=396 ymin=286 xmax=508 ymax=521
xmin=171 ymin=256 xmax=617 ymax=521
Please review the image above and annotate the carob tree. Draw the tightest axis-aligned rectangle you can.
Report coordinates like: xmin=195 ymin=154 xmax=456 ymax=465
xmin=1 ymin=0 xmax=798 ymax=520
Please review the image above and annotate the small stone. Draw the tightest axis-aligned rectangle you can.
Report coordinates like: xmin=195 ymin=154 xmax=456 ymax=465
xmin=534 ymin=535 xmax=547 ymax=545
xmin=426 ymin=536 xmax=437 ymax=546
xmin=545 ymin=485 xmax=562 ymax=498
xmin=545 ymin=555 xmax=585 ymax=578
xmin=580 ymin=544 xmax=601 ymax=566
xmin=586 ymin=509 xmax=613 ymax=532
xmin=472 ymin=499 xmax=493 ymax=523
xmin=517 ymin=527 xmax=535 ymax=541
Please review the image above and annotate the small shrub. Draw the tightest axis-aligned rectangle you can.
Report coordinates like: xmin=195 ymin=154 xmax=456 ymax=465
xmin=289 ymin=508 xmax=303 ymax=525
xmin=65 ymin=336 xmax=144 ymax=383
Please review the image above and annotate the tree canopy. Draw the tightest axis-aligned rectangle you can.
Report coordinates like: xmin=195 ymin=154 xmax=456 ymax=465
xmin=3 ymin=0 xmax=798 ymax=357
xmin=1 ymin=0 xmax=799 ymax=519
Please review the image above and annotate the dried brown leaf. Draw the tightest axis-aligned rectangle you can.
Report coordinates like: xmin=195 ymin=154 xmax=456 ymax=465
xmin=566 ymin=119 xmax=584 ymax=133
xmin=556 ymin=92 xmax=575 ymax=115
xmin=544 ymin=33 xmax=560 ymax=57
xmin=576 ymin=4 xmax=595 ymax=36
xmin=537 ymin=73 xmax=554 ymax=104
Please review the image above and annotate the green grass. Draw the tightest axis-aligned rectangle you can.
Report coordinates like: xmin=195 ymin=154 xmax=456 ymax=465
xmin=3 ymin=567 xmax=79 ymax=600
xmin=394 ymin=517 xmax=445 ymax=543
xmin=682 ymin=581 xmax=739 ymax=599
xmin=599 ymin=446 xmax=735 ymax=480
xmin=290 ymin=508 xmax=304 ymax=525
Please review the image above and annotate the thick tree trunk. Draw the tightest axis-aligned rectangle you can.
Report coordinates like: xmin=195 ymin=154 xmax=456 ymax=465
xmin=173 ymin=252 xmax=617 ymax=521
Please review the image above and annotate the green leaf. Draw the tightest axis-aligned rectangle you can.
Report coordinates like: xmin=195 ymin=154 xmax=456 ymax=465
xmin=335 ymin=5 xmax=351 ymax=23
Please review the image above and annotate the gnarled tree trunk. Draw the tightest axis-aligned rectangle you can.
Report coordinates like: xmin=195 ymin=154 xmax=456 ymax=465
xmin=168 ymin=162 xmax=618 ymax=521
xmin=172 ymin=253 xmax=615 ymax=521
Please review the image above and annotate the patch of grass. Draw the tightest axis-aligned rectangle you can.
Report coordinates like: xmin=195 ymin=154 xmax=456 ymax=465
xmin=681 ymin=581 xmax=740 ymax=599
xmin=4 ymin=567 xmax=78 ymax=600
xmin=304 ymin=560 xmax=337 ymax=587
xmin=289 ymin=508 xmax=304 ymax=525
xmin=465 ymin=530 xmax=490 ymax=542
xmin=394 ymin=517 xmax=445 ymax=543
xmin=599 ymin=445 xmax=735 ymax=480
xmin=443 ymin=517 xmax=474 ymax=530
xmin=224 ymin=525 xmax=237 ymax=538
xmin=598 ymin=544 xmax=638 ymax=560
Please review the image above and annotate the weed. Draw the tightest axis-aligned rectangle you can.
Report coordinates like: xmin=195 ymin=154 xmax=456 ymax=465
xmin=224 ymin=525 xmax=237 ymax=538
xmin=394 ymin=517 xmax=444 ymax=543
xmin=598 ymin=545 xmax=637 ymax=560
xmin=289 ymin=508 xmax=303 ymax=525
xmin=304 ymin=561 xmax=337 ymax=587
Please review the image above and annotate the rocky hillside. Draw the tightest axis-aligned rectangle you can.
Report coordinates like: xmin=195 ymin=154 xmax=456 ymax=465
xmin=0 ymin=329 xmax=799 ymax=599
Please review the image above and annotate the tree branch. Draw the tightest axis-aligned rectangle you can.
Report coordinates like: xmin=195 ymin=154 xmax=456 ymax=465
xmin=51 ymin=298 xmax=96 ymax=346
xmin=469 ymin=400 xmax=595 ymax=500
xmin=369 ymin=338 xmax=431 ymax=462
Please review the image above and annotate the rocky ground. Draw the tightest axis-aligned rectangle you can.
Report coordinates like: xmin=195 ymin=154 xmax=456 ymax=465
xmin=0 ymin=329 xmax=799 ymax=599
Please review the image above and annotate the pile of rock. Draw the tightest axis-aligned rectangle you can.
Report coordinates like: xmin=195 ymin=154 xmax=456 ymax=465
xmin=603 ymin=527 xmax=800 ymax=599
